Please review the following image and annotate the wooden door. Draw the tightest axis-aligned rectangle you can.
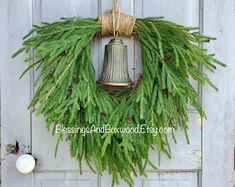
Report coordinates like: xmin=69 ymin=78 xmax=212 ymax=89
xmin=1 ymin=0 xmax=234 ymax=187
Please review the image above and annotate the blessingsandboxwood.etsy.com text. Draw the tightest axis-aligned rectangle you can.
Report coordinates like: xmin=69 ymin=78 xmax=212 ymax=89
xmin=55 ymin=124 xmax=175 ymax=136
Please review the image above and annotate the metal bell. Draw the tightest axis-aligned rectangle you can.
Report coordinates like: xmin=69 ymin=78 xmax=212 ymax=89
xmin=97 ymin=39 xmax=133 ymax=87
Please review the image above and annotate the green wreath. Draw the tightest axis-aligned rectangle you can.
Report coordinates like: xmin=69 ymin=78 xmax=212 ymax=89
xmin=13 ymin=5 xmax=225 ymax=187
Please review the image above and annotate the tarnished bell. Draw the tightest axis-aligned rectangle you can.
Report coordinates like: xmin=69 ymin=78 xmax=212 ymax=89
xmin=97 ymin=39 xmax=133 ymax=87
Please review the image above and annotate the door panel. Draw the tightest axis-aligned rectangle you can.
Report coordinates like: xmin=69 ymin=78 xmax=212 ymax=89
xmin=1 ymin=0 xmax=202 ymax=187
xmin=101 ymin=172 xmax=198 ymax=187
xmin=34 ymin=172 xmax=98 ymax=187
xmin=139 ymin=172 xmax=198 ymax=187
xmin=32 ymin=0 xmax=201 ymax=169
xmin=148 ymin=112 xmax=201 ymax=170
xmin=143 ymin=0 xmax=199 ymax=26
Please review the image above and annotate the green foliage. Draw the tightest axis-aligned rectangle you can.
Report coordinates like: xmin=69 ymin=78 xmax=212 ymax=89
xmin=13 ymin=16 xmax=225 ymax=187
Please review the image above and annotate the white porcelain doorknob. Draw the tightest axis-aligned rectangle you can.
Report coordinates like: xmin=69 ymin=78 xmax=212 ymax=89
xmin=16 ymin=154 xmax=36 ymax=174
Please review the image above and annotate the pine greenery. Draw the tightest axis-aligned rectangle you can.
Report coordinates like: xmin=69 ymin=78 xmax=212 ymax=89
xmin=13 ymin=16 xmax=225 ymax=187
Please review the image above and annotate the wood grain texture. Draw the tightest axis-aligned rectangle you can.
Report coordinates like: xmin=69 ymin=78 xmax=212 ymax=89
xmin=147 ymin=113 xmax=201 ymax=170
xmin=0 ymin=0 xmax=33 ymax=187
xmin=202 ymin=0 xmax=235 ymax=186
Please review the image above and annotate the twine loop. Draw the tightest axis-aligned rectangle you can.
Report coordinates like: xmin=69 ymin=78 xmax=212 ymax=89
xmin=99 ymin=0 xmax=136 ymax=37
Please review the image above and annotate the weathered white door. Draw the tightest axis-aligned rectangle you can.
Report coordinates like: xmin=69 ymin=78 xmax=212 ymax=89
xmin=1 ymin=0 xmax=234 ymax=187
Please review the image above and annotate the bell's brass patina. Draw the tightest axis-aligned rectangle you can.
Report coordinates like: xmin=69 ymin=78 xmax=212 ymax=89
xmin=97 ymin=39 xmax=133 ymax=87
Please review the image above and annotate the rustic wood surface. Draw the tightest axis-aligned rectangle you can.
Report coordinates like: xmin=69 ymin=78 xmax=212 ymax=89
xmin=0 ymin=0 xmax=234 ymax=187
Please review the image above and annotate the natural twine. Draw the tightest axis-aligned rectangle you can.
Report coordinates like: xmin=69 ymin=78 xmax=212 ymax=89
xmin=98 ymin=0 xmax=136 ymax=37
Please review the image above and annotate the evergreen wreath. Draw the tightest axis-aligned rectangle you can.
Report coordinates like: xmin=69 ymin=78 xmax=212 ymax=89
xmin=13 ymin=1 xmax=225 ymax=186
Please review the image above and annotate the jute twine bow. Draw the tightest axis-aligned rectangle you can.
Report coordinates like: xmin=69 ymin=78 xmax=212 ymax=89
xmin=99 ymin=0 xmax=136 ymax=37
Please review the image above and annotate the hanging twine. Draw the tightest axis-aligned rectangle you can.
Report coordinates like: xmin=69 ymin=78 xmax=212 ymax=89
xmin=99 ymin=0 xmax=136 ymax=37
